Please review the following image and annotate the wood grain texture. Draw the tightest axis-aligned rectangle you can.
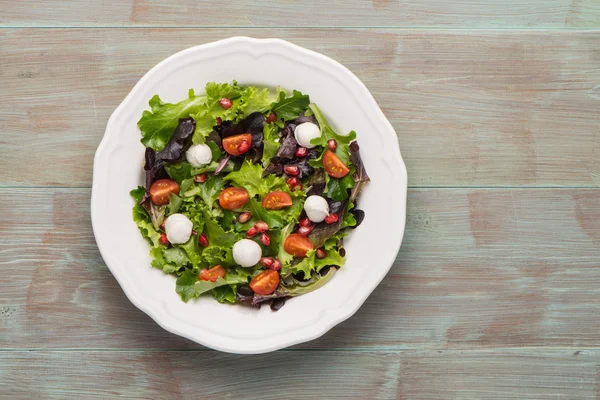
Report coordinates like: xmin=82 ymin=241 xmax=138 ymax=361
xmin=1 ymin=350 xmax=598 ymax=399
xmin=1 ymin=0 xmax=599 ymax=28
xmin=1 ymin=29 xmax=599 ymax=187
xmin=2 ymin=188 xmax=599 ymax=350
xmin=2 ymin=4 xmax=600 ymax=396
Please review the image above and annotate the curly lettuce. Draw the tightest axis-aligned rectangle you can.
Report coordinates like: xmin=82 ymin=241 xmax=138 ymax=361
xmin=224 ymin=160 xmax=288 ymax=198
xmin=130 ymin=187 xmax=162 ymax=246
xmin=270 ymin=90 xmax=310 ymax=121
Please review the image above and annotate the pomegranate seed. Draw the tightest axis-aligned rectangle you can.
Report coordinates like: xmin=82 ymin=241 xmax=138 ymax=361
xmin=299 ymin=217 xmax=311 ymax=227
xmin=271 ymin=259 xmax=281 ymax=271
xmin=266 ymin=112 xmax=277 ymax=123
xmin=295 ymin=147 xmax=308 ymax=157
xmin=283 ymin=164 xmax=299 ymax=176
xmin=215 ymin=117 xmax=222 ymax=126
xmin=325 ymin=213 xmax=339 ymax=224
xmin=260 ymin=257 xmax=274 ymax=267
xmin=237 ymin=140 xmax=251 ymax=154
xmin=260 ymin=232 xmax=271 ymax=246
xmin=287 ymin=177 xmax=299 ymax=188
xmin=238 ymin=211 xmax=252 ymax=224
xmin=194 ymin=173 xmax=208 ymax=183
xmin=220 ymin=98 xmax=232 ymax=110
xmin=159 ymin=233 xmax=169 ymax=245
xmin=316 ymin=248 xmax=327 ymax=259
xmin=246 ymin=227 xmax=258 ymax=238
xmin=298 ymin=225 xmax=312 ymax=236
xmin=198 ymin=233 xmax=209 ymax=247
xmin=294 ymin=184 xmax=304 ymax=192
xmin=327 ymin=139 xmax=337 ymax=151
xmin=254 ymin=220 xmax=269 ymax=233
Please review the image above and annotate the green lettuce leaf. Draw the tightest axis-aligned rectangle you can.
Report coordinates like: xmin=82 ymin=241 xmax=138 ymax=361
xmin=315 ymin=236 xmax=346 ymax=272
xmin=180 ymin=236 xmax=203 ymax=269
xmin=130 ymin=186 xmax=146 ymax=203
xmin=176 ymin=268 xmax=251 ymax=302
xmin=198 ymin=175 xmax=225 ymax=208
xmin=273 ymin=195 xmax=305 ymax=224
xmin=271 ymin=90 xmax=310 ymax=121
xmin=191 ymin=82 xmax=246 ymax=144
xmin=212 ymin=285 xmax=237 ymax=304
xmin=138 ymin=89 xmax=206 ymax=151
xmin=150 ymin=246 xmax=179 ymax=274
xmin=325 ymin=171 xmax=355 ymax=202
xmin=290 ymin=249 xmax=316 ymax=277
xmin=273 ymin=223 xmax=296 ymax=274
xmin=166 ymin=193 xmax=182 ymax=216
xmin=148 ymin=236 xmax=206 ymax=275
xmin=239 ymin=86 xmax=273 ymax=116
xmin=203 ymin=210 xmax=238 ymax=247
xmin=224 ymin=160 xmax=287 ymax=198
xmin=163 ymin=247 xmax=190 ymax=267
xmin=217 ymin=210 xmax=236 ymax=232
xmin=164 ymin=163 xmax=195 ymax=185
xmin=262 ymin=123 xmax=280 ymax=162
xmin=180 ymin=178 xmax=194 ymax=194
xmin=165 ymin=160 xmax=234 ymax=185
xmin=202 ymin=245 xmax=235 ymax=267
xmin=308 ymin=103 xmax=357 ymax=165
xmin=182 ymin=175 xmax=225 ymax=209
xmin=178 ymin=201 xmax=206 ymax=233
xmin=130 ymin=187 xmax=162 ymax=247
xmin=341 ymin=201 xmax=357 ymax=229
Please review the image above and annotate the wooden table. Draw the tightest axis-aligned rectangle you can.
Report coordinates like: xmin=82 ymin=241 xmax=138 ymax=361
xmin=2 ymin=1 xmax=600 ymax=398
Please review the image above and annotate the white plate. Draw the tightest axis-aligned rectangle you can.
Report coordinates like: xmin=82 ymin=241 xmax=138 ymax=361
xmin=91 ymin=37 xmax=407 ymax=354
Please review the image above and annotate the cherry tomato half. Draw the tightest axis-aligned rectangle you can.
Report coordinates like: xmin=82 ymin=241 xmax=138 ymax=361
xmin=199 ymin=265 xmax=225 ymax=282
xmin=323 ymin=150 xmax=350 ymax=178
xmin=219 ymin=187 xmax=249 ymax=210
xmin=149 ymin=179 xmax=179 ymax=205
xmin=284 ymin=233 xmax=314 ymax=258
xmin=222 ymin=133 xmax=253 ymax=156
xmin=250 ymin=270 xmax=280 ymax=295
xmin=262 ymin=191 xmax=293 ymax=210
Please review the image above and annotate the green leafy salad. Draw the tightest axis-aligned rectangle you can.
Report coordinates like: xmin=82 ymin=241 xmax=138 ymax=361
xmin=131 ymin=81 xmax=370 ymax=310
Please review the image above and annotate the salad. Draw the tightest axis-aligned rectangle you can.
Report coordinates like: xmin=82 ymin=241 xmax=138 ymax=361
xmin=131 ymin=81 xmax=369 ymax=310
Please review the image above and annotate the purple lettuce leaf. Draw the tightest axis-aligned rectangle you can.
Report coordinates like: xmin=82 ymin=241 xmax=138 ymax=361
xmin=214 ymin=154 xmax=232 ymax=176
xmin=213 ymin=112 xmax=265 ymax=163
xmin=308 ymin=199 xmax=347 ymax=248
xmin=142 ymin=117 xmax=196 ymax=203
xmin=348 ymin=141 xmax=370 ymax=202
xmin=276 ymin=123 xmax=298 ymax=159
xmin=294 ymin=111 xmax=319 ymax=127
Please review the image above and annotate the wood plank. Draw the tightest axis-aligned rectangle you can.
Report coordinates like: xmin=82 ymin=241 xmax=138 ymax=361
xmin=2 ymin=188 xmax=599 ymax=350
xmin=1 ymin=0 xmax=599 ymax=28
xmin=1 ymin=29 xmax=599 ymax=187
xmin=1 ymin=350 xmax=597 ymax=399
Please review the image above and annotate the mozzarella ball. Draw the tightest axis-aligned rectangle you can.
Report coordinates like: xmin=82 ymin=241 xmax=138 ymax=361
xmin=232 ymin=239 xmax=262 ymax=267
xmin=304 ymin=195 xmax=330 ymax=223
xmin=165 ymin=214 xmax=193 ymax=244
xmin=294 ymin=122 xmax=321 ymax=149
xmin=185 ymin=144 xmax=212 ymax=167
